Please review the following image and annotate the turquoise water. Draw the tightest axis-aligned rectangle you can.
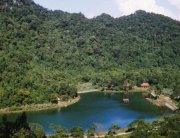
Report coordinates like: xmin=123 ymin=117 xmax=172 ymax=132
xmin=1 ymin=92 xmax=171 ymax=133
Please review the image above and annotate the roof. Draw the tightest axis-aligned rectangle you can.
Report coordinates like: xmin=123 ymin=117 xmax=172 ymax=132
xmin=141 ymin=83 xmax=149 ymax=87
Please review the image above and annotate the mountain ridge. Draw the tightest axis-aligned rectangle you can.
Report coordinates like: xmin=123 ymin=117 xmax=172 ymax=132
xmin=1 ymin=0 xmax=180 ymax=22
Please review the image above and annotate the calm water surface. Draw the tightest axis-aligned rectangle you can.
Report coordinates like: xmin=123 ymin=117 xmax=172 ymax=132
xmin=2 ymin=92 xmax=171 ymax=133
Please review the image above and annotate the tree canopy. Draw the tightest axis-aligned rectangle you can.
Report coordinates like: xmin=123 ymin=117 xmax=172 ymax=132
xmin=0 ymin=0 xmax=180 ymax=108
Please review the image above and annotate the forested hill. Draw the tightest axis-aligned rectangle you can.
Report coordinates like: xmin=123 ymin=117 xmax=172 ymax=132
xmin=0 ymin=0 xmax=180 ymax=107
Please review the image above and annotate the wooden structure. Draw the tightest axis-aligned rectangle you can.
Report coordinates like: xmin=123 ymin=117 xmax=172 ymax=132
xmin=140 ymin=82 xmax=149 ymax=88
xmin=122 ymin=99 xmax=129 ymax=104
xmin=165 ymin=102 xmax=178 ymax=111
xmin=150 ymin=92 xmax=158 ymax=100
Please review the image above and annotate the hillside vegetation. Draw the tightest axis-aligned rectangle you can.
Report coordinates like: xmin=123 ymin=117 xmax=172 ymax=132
xmin=0 ymin=0 xmax=180 ymax=108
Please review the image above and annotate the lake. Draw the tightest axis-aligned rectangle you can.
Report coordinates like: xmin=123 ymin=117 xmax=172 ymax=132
xmin=2 ymin=92 xmax=171 ymax=133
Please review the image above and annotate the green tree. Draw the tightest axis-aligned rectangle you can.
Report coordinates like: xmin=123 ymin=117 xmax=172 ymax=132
xmin=107 ymin=125 xmax=121 ymax=136
xmin=70 ymin=127 xmax=84 ymax=138
xmin=11 ymin=128 xmax=36 ymax=138
xmin=30 ymin=123 xmax=46 ymax=138
xmin=49 ymin=124 xmax=69 ymax=138
xmin=0 ymin=112 xmax=46 ymax=138
xmin=130 ymin=120 xmax=149 ymax=138
xmin=87 ymin=126 xmax=96 ymax=138
xmin=49 ymin=93 xmax=58 ymax=104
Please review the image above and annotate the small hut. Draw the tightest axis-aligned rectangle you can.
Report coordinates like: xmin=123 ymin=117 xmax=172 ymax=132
xmin=141 ymin=82 xmax=149 ymax=88
xmin=122 ymin=99 xmax=129 ymax=104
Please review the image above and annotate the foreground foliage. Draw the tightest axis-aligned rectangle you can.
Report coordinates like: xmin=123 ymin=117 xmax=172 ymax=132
xmin=130 ymin=114 xmax=180 ymax=138
xmin=0 ymin=112 xmax=46 ymax=138
xmin=1 ymin=113 xmax=179 ymax=138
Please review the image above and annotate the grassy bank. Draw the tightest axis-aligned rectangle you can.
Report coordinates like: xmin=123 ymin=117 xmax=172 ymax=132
xmin=77 ymin=87 xmax=148 ymax=94
xmin=0 ymin=96 xmax=80 ymax=114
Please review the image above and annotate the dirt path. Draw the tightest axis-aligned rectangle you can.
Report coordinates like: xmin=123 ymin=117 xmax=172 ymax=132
xmin=77 ymin=89 xmax=101 ymax=94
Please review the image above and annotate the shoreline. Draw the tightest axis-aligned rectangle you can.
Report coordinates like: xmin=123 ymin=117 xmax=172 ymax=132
xmin=47 ymin=130 xmax=132 ymax=138
xmin=145 ymin=95 xmax=178 ymax=112
xmin=0 ymin=96 xmax=80 ymax=114
xmin=77 ymin=87 xmax=148 ymax=94
xmin=77 ymin=89 xmax=101 ymax=94
xmin=0 ymin=88 xmax=149 ymax=114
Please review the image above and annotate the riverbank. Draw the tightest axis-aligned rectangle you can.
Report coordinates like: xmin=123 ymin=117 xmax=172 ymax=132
xmin=146 ymin=95 xmax=178 ymax=111
xmin=93 ymin=132 xmax=132 ymax=138
xmin=0 ymin=96 xmax=80 ymax=114
xmin=77 ymin=89 xmax=101 ymax=94
xmin=77 ymin=87 xmax=148 ymax=94
xmin=48 ymin=131 xmax=132 ymax=138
